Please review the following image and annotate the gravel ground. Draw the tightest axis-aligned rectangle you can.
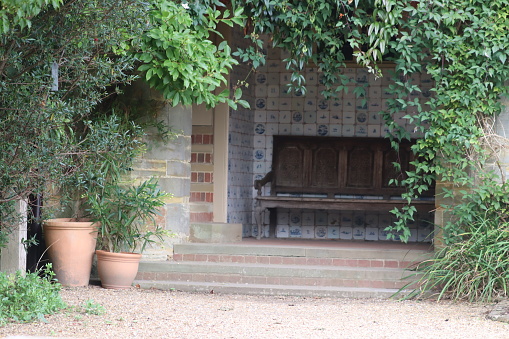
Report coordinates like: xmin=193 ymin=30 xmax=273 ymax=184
xmin=0 ymin=285 xmax=508 ymax=339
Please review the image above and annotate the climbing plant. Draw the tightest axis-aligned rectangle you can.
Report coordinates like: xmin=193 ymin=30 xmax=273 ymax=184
xmin=235 ymin=0 xmax=509 ymax=300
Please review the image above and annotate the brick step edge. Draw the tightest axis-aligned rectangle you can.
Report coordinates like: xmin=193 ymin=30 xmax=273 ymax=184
xmin=135 ymin=271 xmax=420 ymax=290
xmin=133 ymin=280 xmax=413 ymax=299
xmin=172 ymin=253 xmax=419 ymax=269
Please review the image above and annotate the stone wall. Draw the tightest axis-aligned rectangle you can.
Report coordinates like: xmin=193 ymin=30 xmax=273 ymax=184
xmin=125 ymin=81 xmax=191 ymax=260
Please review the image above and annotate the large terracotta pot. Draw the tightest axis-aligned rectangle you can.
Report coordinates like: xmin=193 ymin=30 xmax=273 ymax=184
xmin=96 ymin=250 xmax=142 ymax=289
xmin=43 ymin=218 xmax=99 ymax=286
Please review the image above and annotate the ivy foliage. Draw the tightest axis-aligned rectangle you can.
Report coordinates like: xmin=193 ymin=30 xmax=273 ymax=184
xmin=359 ymin=0 xmax=509 ymax=243
xmin=236 ymin=0 xmax=374 ymax=99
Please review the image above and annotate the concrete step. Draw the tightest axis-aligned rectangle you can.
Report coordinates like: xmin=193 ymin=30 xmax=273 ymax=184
xmin=136 ymin=261 xmax=421 ymax=290
xmin=134 ymin=280 xmax=408 ymax=299
xmin=134 ymin=239 xmax=431 ymax=298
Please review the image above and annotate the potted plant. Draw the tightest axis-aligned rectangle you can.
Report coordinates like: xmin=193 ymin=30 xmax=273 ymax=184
xmin=87 ymin=177 xmax=170 ymax=289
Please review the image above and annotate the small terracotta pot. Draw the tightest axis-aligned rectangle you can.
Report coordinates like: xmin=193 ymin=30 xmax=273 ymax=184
xmin=43 ymin=218 xmax=99 ymax=287
xmin=96 ymin=250 xmax=142 ymax=289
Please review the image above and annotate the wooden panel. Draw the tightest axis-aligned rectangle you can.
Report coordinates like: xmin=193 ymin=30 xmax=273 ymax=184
xmin=311 ymin=146 xmax=338 ymax=188
xmin=346 ymin=145 xmax=374 ymax=188
xmin=275 ymin=145 xmax=304 ymax=188
xmin=381 ymin=144 xmax=410 ymax=188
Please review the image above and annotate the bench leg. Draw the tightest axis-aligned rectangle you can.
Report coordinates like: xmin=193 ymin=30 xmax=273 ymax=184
xmin=255 ymin=203 xmax=265 ymax=240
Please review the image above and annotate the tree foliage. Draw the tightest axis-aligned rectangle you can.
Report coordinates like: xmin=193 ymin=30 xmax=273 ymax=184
xmin=0 ymin=0 xmax=244 ymax=243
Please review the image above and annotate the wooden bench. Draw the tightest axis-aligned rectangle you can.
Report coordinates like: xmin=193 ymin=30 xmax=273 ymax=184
xmin=254 ymin=136 xmax=435 ymax=239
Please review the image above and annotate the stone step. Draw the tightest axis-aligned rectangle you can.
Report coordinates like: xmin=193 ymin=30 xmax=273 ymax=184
xmin=134 ymin=240 xmax=431 ymax=298
xmin=133 ymin=280 xmax=409 ymax=299
xmin=173 ymin=241 xmax=432 ymax=268
xmin=136 ymin=261 xmax=421 ymax=290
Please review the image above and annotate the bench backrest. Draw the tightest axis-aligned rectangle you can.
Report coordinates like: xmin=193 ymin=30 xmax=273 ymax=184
xmin=271 ymin=136 xmax=433 ymax=199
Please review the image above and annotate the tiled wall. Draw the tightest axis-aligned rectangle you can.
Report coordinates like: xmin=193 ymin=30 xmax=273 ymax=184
xmin=227 ymin=28 xmax=256 ymax=236
xmin=264 ymin=210 xmax=434 ymax=243
xmin=250 ymin=36 xmax=434 ymax=241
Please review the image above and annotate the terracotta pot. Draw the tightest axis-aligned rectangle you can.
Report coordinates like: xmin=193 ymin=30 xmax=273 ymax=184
xmin=43 ymin=218 xmax=99 ymax=287
xmin=96 ymin=250 xmax=142 ymax=289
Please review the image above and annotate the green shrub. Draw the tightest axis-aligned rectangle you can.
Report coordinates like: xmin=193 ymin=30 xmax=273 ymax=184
xmin=406 ymin=215 xmax=509 ymax=302
xmin=0 ymin=264 xmax=66 ymax=325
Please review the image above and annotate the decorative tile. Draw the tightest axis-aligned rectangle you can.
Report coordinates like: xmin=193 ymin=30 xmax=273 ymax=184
xmin=355 ymin=125 xmax=368 ymax=137
xmin=328 ymin=226 xmax=340 ymax=239
xmin=330 ymin=112 xmax=342 ymax=122
xmin=329 ymin=125 xmax=341 ymax=137
xmin=267 ymin=72 xmax=279 ymax=84
xmin=291 ymin=99 xmax=305 ymax=110
xmin=352 ymin=227 xmax=366 ymax=240
xmin=279 ymin=111 xmax=292 ymax=123
xmin=305 ymin=99 xmax=316 ymax=111
xmin=279 ymin=98 xmax=292 ymax=110
xmin=365 ymin=227 xmax=379 ymax=241
xmin=342 ymin=125 xmax=355 ymax=137
xmin=256 ymin=73 xmax=267 ymax=85
xmin=289 ymin=210 xmax=302 ymax=226
xmin=365 ymin=214 xmax=379 ymax=227
xmin=341 ymin=213 xmax=353 ymax=227
xmin=292 ymin=111 xmax=303 ymax=123
xmin=255 ymin=85 xmax=267 ymax=98
xmin=278 ymin=124 xmax=291 ymax=135
xmin=280 ymin=73 xmax=291 ymax=84
xmin=280 ymin=86 xmax=292 ymax=97
xmin=301 ymin=226 xmax=315 ymax=239
xmin=356 ymin=112 xmax=368 ymax=124
xmin=356 ymin=68 xmax=369 ymax=84
xmin=368 ymin=100 xmax=382 ymax=113
xmin=253 ymin=135 xmax=266 ymax=148
xmin=255 ymin=98 xmax=266 ymax=109
xmin=304 ymin=111 xmax=316 ymax=123
xmin=254 ymin=111 xmax=267 ymax=123
xmin=307 ymin=86 xmax=318 ymax=97
xmin=289 ymin=225 xmax=302 ymax=238
xmin=343 ymin=111 xmax=355 ymax=124
xmin=254 ymin=123 xmax=266 ymax=135
xmin=330 ymin=99 xmax=343 ymax=112
xmin=369 ymin=86 xmax=382 ymax=99
xmin=253 ymin=161 xmax=266 ymax=173
xmin=277 ymin=209 xmax=290 ymax=223
xmin=266 ymin=98 xmax=279 ymax=110
xmin=379 ymin=229 xmax=391 ymax=241
xmin=339 ymin=226 xmax=353 ymax=240
xmin=317 ymin=124 xmax=328 ymax=136
xmin=301 ymin=212 xmax=314 ymax=226
xmin=276 ymin=225 xmax=290 ymax=238
xmin=356 ymin=98 xmax=368 ymax=111
xmin=291 ymin=124 xmax=304 ymax=135
xmin=265 ymin=123 xmax=278 ymax=135
xmin=315 ymin=226 xmax=327 ymax=239
xmin=367 ymin=125 xmax=380 ymax=137
xmin=328 ymin=213 xmax=340 ymax=226
xmin=267 ymin=112 xmax=278 ymax=122
xmin=253 ymin=149 xmax=265 ymax=160
xmin=267 ymin=85 xmax=280 ymax=97
xmin=304 ymin=124 xmax=317 ymax=136
xmin=317 ymin=111 xmax=330 ymax=124
xmin=316 ymin=211 xmax=328 ymax=226
xmin=353 ymin=214 xmax=366 ymax=227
